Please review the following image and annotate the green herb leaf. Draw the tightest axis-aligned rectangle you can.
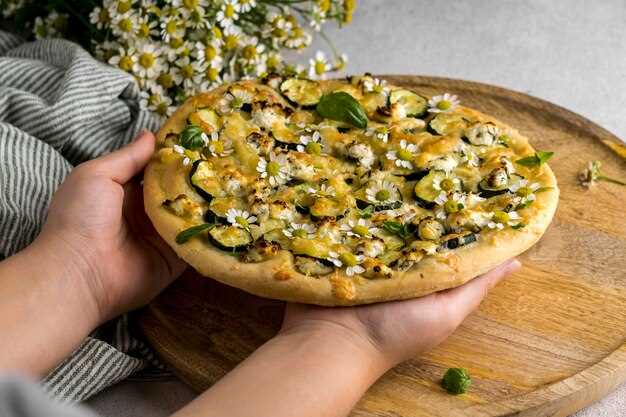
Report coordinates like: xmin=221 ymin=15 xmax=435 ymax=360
xmin=382 ymin=221 xmax=413 ymax=239
xmin=441 ymin=368 xmax=472 ymax=395
xmin=511 ymin=223 xmax=526 ymax=230
xmin=179 ymin=125 xmax=206 ymax=150
xmin=176 ymin=223 xmax=213 ymax=244
xmin=515 ymin=151 xmax=554 ymax=167
xmin=316 ymin=92 xmax=368 ymax=129
xmin=535 ymin=186 xmax=554 ymax=193
xmin=358 ymin=205 xmax=374 ymax=219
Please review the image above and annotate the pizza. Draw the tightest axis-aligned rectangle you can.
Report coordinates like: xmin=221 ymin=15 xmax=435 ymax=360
xmin=143 ymin=74 xmax=558 ymax=306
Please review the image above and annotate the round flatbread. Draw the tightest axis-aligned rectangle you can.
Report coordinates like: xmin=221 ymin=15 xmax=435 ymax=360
xmin=144 ymin=75 xmax=558 ymax=306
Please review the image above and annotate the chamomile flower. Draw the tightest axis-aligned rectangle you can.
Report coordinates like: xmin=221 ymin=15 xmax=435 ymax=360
xmin=339 ymin=252 xmax=365 ymax=276
xmin=365 ymin=180 xmax=400 ymax=206
xmin=432 ymin=172 xmax=461 ymax=192
xmin=348 ymin=143 xmax=375 ymax=169
xmin=365 ymin=126 xmax=389 ymax=143
xmin=487 ymin=210 xmax=522 ymax=230
xmin=434 ymin=192 xmax=466 ymax=220
xmin=207 ymin=131 xmax=234 ymax=157
xmin=195 ymin=39 xmax=223 ymax=67
xmin=216 ymin=0 xmax=240 ymax=28
xmin=217 ymin=88 xmax=253 ymax=114
xmin=362 ymin=77 xmax=388 ymax=95
xmin=139 ymin=84 xmax=174 ymax=117
xmin=509 ymin=179 xmax=541 ymax=205
xmin=326 ymin=251 xmax=342 ymax=267
xmin=297 ymin=130 xmax=322 ymax=154
xmin=427 ymin=155 xmax=458 ymax=173
xmin=111 ymin=9 xmax=139 ymax=39
xmin=173 ymin=56 xmax=206 ymax=90
xmin=226 ymin=208 xmax=257 ymax=230
xmin=108 ymin=46 xmax=138 ymax=73
xmin=459 ymin=146 xmax=480 ymax=167
xmin=334 ymin=53 xmax=349 ymax=71
xmin=309 ymin=5 xmax=326 ymax=31
xmin=172 ymin=144 xmax=192 ymax=166
xmin=283 ymin=222 xmax=316 ymax=239
xmin=134 ymin=42 xmax=164 ymax=79
xmin=307 ymin=183 xmax=336 ymax=198
xmin=386 ymin=140 xmax=418 ymax=169
xmin=257 ymin=153 xmax=291 ymax=186
xmin=160 ymin=15 xmax=186 ymax=42
xmin=341 ymin=219 xmax=378 ymax=239
xmin=239 ymin=0 xmax=257 ymax=12
xmin=308 ymin=51 xmax=331 ymax=79
xmin=428 ymin=93 xmax=459 ymax=113
xmin=240 ymin=36 xmax=265 ymax=64
xmin=89 ymin=6 xmax=111 ymax=30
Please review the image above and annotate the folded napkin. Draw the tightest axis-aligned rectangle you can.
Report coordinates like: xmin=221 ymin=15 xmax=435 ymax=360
xmin=0 ymin=30 xmax=167 ymax=402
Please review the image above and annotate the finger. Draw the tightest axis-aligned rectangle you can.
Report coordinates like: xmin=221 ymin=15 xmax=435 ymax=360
xmin=436 ymin=259 xmax=521 ymax=326
xmin=91 ymin=130 xmax=156 ymax=184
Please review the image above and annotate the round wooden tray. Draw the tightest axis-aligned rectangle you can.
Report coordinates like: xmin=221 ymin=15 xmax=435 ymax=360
xmin=138 ymin=75 xmax=626 ymax=417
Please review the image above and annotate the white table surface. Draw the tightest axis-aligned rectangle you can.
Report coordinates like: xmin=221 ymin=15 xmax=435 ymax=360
xmin=88 ymin=1 xmax=626 ymax=415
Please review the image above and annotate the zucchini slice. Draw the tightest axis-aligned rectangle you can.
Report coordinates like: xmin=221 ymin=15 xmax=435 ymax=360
xmin=309 ymin=197 xmax=349 ymax=219
xmin=414 ymin=170 xmax=446 ymax=208
xmin=440 ymin=232 xmax=477 ymax=250
xmin=208 ymin=225 xmax=252 ymax=251
xmin=208 ymin=196 xmax=246 ymax=219
xmin=271 ymin=124 xmax=299 ymax=149
xmin=294 ymin=256 xmax=334 ymax=276
xmin=477 ymin=167 xmax=510 ymax=198
xmin=189 ymin=160 xmax=222 ymax=202
xmin=427 ymin=112 xmax=469 ymax=136
xmin=188 ymin=108 xmax=221 ymax=132
xmin=280 ymin=78 xmax=322 ymax=107
xmin=389 ymin=89 xmax=428 ymax=118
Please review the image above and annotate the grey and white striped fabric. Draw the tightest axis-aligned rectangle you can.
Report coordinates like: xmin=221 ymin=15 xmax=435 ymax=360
xmin=0 ymin=31 xmax=169 ymax=402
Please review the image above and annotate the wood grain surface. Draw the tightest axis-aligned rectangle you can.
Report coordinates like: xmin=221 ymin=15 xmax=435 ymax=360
xmin=137 ymin=75 xmax=626 ymax=417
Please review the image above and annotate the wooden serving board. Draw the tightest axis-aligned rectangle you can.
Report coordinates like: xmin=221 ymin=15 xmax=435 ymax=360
xmin=137 ymin=76 xmax=626 ymax=417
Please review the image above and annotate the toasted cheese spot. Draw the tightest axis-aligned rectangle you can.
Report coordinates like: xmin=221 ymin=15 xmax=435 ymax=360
xmin=162 ymin=194 xmax=204 ymax=219
xmin=437 ymin=253 xmax=460 ymax=271
xmin=274 ymin=269 xmax=293 ymax=281
xmin=330 ymin=275 xmax=356 ymax=300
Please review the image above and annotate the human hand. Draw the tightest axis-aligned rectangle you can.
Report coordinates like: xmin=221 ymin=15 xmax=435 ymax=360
xmin=35 ymin=130 xmax=186 ymax=323
xmin=281 ymin=260 xmax=521 ymax=369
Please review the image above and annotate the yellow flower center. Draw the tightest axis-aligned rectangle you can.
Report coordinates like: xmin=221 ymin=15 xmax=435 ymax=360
xmin=267 ymin=161 xmax=281 ymax=176
xmin=397 ymin=149 xmax=412 ymax=161
xmin=148 ymin=94 xmax=160 ymax=106
xmin=139 ymin=52 xmax=155 ymax=69
xmin=272 ymin=27 xmax=286 ymax=38
xmin=155 ymin=102 xmax=168 ymax=116
xmin=225 ymin=4 xmax=235 ymax=18
xmin=235 ymin=216 xmax=248 ymax=228
xmin=267 ymin=55 xmax=280 ymax=70
xmin=119 ymin=56 xmax=134 ymax=72
xmin=183 ymin=0 xmax=198 ymax=8
xmin=165 ymin=20 xmax=178 ymax=34
xmin=517 ymin=186 xmax=532 ymax=197
xmin=99 ymin=8 xmax=110 ymax=23
xmin=181 ymin=64 xmax=194 ymax=79
xmin=375 ymin=189 xmax=390 ymax=201
xmin=138 ymin=23 xmax=151 ymax=38
xmin=169 ymin=37 xmax=183 ymax=49
xmin=352 ymin=225 xmax=369 ymax=236
xmin=118 ymin=18 xmax=133 ymax=33
xmin=157 ymin=73 xmax=174 ymax=88
xmin=440 ymin=178 xmax=455 ymax=191
xmin=242 ymin=45 xmax=257 ymax=60
xmin=339 ymin=252 xmax=357 ymax=267
xmin=212 ymin=141 xmax=225 ymax=154
xmin=293 ymin=228 xmax=307 ymax=238
xmin=224 ymin=34 xmax=238 ymax=50
xmin=305 ymin=142 xmax=321 ymax=155
xmin=35 ymin=25 xmax=47 ymax=38
xmin=117 ymin=1 xmax=131 ymax=13
xmin=444 ymin=200 xmax=460 ymax=214
xmin=437 ymin=100 xmax=452 ymax=110
xmin=318 ymin=0 xmax=331 ymax=13
xmin=204 ymin=45 xmax=217 ymax=60
xmin=314 ymin=60 xmax=326 ymax=75
xmin=343 ymin=0 xmax=355 ymax=23
xmin=212 ymin=25 xmax=223 ymax=39
xmin=493 ymin=210 xmax=509 ymax=223
xmin=207 ymin=67 xmax=220 ymax=81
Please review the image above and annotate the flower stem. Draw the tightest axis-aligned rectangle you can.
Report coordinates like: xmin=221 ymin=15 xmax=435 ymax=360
xmin=598 ymin=175 xmax=626 ymax=186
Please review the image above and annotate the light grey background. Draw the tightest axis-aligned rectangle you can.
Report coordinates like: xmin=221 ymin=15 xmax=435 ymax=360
xmin=88 ymin=0 xmax=626 ymax=415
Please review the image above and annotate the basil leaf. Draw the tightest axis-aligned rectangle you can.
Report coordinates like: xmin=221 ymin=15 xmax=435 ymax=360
xmin=511 ymin=223 xmax=526 ymax=230
xmin=382 ymin=221 xmax=413 ymax=239
xmin=179 ymin=125 xmax=206 ymax=150
xmin=176 ymin=223 xmax=213 ymax=244
xmin=358 ymin=205 xmax=374 ymax=219
xmin=316 ymin=92 xmax=368 ymax=129
xmin=515 ymin=151 xmax=554 ymax=167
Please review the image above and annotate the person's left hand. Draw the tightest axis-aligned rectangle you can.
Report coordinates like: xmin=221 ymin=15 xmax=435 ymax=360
xmin=36 ymin=130 xmax=186 ymax=323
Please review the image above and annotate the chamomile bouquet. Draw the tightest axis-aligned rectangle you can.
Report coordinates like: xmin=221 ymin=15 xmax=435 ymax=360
xmin=0 ymin=0 xmax=355 ymax=117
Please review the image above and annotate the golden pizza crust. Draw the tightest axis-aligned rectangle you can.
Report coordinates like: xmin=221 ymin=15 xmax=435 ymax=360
xmin=144 ymin=80 xmax=559 ymax=306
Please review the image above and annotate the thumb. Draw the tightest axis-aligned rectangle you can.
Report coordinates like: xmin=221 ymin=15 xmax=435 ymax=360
xmin=92 ymin=130 xmax=156 ymax=184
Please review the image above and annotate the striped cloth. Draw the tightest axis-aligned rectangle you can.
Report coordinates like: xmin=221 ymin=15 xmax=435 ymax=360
xmin=0 ymin=31 xmax=169 ymax=402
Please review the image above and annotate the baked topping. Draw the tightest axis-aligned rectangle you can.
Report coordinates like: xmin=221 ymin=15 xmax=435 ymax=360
xmin=166 ymin=76 xmax=552 ymax=278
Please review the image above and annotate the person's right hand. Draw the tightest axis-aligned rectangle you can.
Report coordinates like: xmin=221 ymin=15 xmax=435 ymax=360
xmin=282 ymin=259 xmax=521 ymax=368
